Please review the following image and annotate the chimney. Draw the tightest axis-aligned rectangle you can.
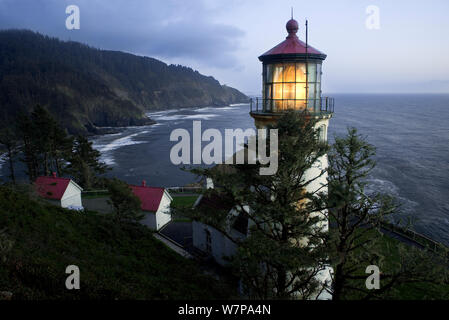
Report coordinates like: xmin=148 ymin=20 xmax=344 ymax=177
xmin=52 ymin=172 xmax=57 ymax=178
xmin=142 ymin=180 xmax=146 ymax=187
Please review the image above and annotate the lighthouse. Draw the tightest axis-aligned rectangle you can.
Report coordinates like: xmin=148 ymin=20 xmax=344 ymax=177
xmin=250 ymin=17 xmax=335 ymax=298
xmin=250 ymin=17 xmax=334 ymax=207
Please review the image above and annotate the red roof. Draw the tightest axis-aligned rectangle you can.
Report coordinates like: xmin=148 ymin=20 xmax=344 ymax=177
xmin=35 ymin=176 xmax=71 ymax=200
xmin=259 ymin=18 xmax=325 ymax=59
xmin=130 ymin=185 xmax=166 ymax=212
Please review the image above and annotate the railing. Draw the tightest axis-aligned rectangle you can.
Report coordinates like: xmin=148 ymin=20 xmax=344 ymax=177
xmin=166 ymin=186 xmax=203 ymax=194
xmin=250 ymin=97 xmax=335 ymax=115
xmin=82 ymin=190 xmax=109 ymax=196
xmin=380 ymin=220 xmax=449 ymax=259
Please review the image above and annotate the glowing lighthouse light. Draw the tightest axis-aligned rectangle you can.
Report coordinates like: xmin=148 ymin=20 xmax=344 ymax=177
xmin=251 ymin=16 xmax=334 ymax=122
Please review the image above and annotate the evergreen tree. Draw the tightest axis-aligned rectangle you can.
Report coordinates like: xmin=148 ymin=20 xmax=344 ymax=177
xmin=30 ymin=105 xmax=57 ymax=176
xmin=49 ymin=125 xmax=73 ymax=177
xmin=179 ymin=111 xmax=330 ymax=299
xmin=107 ymin=178 xmax=143 ymax=225
xmin=67 ymin=135 xmax=109 ymax=190
xmin=327 ymin=128 xmax=448 ymax=300
xmin=16 ymin=105 xmax=73 ymax=181
xmin=16 ymin=112 xmax=39 ymax=182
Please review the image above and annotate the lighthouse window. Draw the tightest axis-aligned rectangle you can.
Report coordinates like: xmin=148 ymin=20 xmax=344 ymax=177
xmin=296 ymin=63 xmax=307 ymax=82
xmin=265 ymin=85 xmax=272 ymax=99
xmin=283 ymin=63 xmax=296 ymax=82
xmin=308 ymin=64 xmax=317 ymax=82
xmin=295 ymin=83 xmax=306 ymax=99
xmin=308 ymin=83 xmax=316 ymax=108
xmin=318 ymin=125 xmax=327 ymax=142
xmin=317 ymin=64 xmax=321 ymax=80
xmin=263 ymin=62 xmax=322 ymax=112
xmin=283 ymin=83 xmax=295 ymax=99
xmin=308 ymin=83 xmax=316 ymax=98
xmin=266 ymin=64 xmax=273 ymax=83
xmin=273 ymin=65 xmax=284 ymax=83
xmin=273 ymin=83 xmax=283 ymax=99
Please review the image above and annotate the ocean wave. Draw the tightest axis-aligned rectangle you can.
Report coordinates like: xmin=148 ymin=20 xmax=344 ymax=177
xmin=365 ymin=178 xmax=400 ymax=195
xmin=216 ymin=106 xmax=241 ymax=110
xmin=146 ymin=108 xmax=184 ymax=117
xmin=365 ymin=177 xmax=419 ymax=213
xmin=92 ymin=130 xmax=150 ymax=165
xmin=193 ymin=107 xmax=214 ymax=112
xmin=184 ymin=114 xmax=218 ymax=120
xmin=152 ymin=114 xmax=219 ymax=121
xmin=150 ymin=114 xmax=183 ymax=121
xmin=194 ymin=105 xmax=245 ymax=112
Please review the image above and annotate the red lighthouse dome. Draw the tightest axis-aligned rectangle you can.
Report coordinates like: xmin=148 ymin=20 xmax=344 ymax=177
xmin=259 ymin=18 xmax=326 ymax=62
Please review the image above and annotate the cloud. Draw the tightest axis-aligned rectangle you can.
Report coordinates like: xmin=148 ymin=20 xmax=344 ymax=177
xmin=0 ymin=0 xmax=245 ymax=69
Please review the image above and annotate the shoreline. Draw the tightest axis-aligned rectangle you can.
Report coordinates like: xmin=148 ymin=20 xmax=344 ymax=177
xmin=88 ymin=101 xmax=250 ymax=138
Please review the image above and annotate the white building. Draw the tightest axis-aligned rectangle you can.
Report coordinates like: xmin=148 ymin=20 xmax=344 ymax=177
xmin=192 ymin=193 xmax=248 ymax=265
xmin=35 ymin=173 xmax=83 ymax=210
xmin=130 ymin=181 xmax=172 ymax=231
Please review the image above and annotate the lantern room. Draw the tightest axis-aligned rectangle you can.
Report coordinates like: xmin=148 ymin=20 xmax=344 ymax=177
xmin=250 ymin=17 xmax=334 ymax=125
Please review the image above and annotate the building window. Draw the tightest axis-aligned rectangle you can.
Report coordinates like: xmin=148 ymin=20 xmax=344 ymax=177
xmin=317 ymin=124 xmax=327 ymax=142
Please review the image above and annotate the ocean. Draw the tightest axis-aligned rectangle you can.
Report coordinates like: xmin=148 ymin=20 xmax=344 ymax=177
xmin=1 ymin=94 xmax=448 ymax=245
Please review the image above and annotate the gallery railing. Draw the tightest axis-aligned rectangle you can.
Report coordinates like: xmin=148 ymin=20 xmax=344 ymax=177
xmin=250 ymin=97 xmax=335 ymax=115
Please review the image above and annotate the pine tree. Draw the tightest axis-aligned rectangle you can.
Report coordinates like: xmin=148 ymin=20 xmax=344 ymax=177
xmin=327 ymin=128 xmax=448 ymax=300
xmin=30 ymin=105 xmax=55 ymax=176
xmin=16 ymin=113 xmax=39 ymax=182
xmin=107 ymin=178 xmax=143 ymax=225
xmin=49 ymin=125 xmax=73 ymax=177
xmin=67 ymin=135 xmax=109 ymax=190
xmin=179 ymin=111 xmax=330 ymax=299
xmin=16 ymin=105 xmax=73 ymax=181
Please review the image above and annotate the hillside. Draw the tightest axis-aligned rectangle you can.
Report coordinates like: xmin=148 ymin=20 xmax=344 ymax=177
xmin=0 ymin=185 xmax=233 ymax=299
xmin=0 ymin=30 xmax=249 ymax=134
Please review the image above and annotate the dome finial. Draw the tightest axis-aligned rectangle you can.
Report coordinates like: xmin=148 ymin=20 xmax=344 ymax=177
xmin=286 ymin=11 xmax=299 ymax=38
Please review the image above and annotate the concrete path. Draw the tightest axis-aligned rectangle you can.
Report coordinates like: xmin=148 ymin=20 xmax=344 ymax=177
xmin=153 ymin=232 xmax=193 ymax=259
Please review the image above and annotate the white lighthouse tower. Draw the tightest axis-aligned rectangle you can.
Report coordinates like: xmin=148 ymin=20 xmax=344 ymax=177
xmin=250 ymin=17 xmax=335 ymax=298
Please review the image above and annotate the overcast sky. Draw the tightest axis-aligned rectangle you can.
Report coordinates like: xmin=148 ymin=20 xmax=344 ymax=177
xmin=1 ymin=0 xmax=449 ymax=94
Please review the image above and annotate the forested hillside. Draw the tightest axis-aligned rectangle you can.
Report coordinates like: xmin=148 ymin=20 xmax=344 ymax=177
xmin=0 ymin=30 xmax=248 ymax=134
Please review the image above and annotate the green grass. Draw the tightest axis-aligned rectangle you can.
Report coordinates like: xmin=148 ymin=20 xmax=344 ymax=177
xmin=81 ymin=191 xmax=110 ymax=199
xmin=170 ymin=196 xmax=199 ymax=222
xmin=0 ymin=186 xmax=233 ymax=299
xmin=171 ymin=195 xmax=199 ymax=208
